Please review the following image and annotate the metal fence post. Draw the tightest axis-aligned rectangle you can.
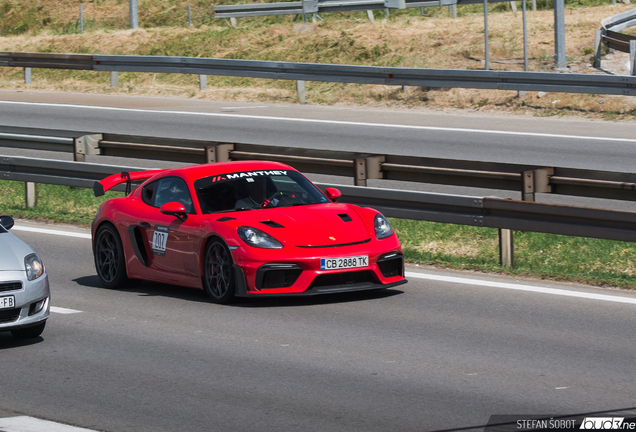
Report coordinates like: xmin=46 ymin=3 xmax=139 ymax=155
xmin=366 ymin=10 xmax=374 ymax=21
xmin=110 ymin=71 xmax=118 ymax=88
xmin=24 ymin=68 xmax=31 ymax=84
xmin=296 ymin=80 xmax=306 ymax=104
xmin=199 ymin=75 xmax=207 ymax=90
xmin=484 ymin=0 xmax=489 ymax=70
xmin=129 ymin=0 xmax=139 ymax=29
xmin=523 ymin=0 xmax=528 ymax=71
xmin=594 ymin=29 xmax=602 ymax=69
xmin=188 ymin=5 xmax=192 ymax=27
xmin=532 ymin=0 xmax=536 ymax=10
xmin=499 ymin=229 xmax=513 ymax=266
xmin=25 ymin=182 xmax=37 ymax=208
xmin=554 ymin=0 xmax=567 ymax=69
xmin=631 ymin=40 xmax=636 ymax=76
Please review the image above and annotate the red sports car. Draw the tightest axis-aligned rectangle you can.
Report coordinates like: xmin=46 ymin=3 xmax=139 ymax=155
xmin=91 ymin=161 xmax=406 ymax=303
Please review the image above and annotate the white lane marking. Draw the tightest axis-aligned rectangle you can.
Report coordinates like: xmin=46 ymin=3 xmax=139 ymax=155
xmin=0 ymin=416 xmax=98 ymax=432
xmin=11 ymin=225 xmax=91 ymax=239
xmin=50 ymin=306 xmax=82 ymax=314
xmin=1 ymin=100 xmax=635 ymax=143
xmin=406 ymin=271 xmax=636 ymax=305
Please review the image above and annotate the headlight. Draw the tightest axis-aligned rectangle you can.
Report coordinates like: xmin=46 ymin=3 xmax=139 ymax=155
xmin=237 ymin=227 xmax=283 ymax=249
xmin=374 ymin=214 xmax=393 ymax=239
xmin=25 ymin=253 xmax=44 ymax=281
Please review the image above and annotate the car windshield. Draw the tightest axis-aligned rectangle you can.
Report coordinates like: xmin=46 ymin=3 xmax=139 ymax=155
xmin=194 ymin=169 xmax=330 ymax=214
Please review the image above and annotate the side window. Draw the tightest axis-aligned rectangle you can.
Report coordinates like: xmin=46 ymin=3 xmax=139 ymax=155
xmin=142 ymin=181 xmax=158 ymax=206
xmin=154 ymin=177 xmax=194 ymax=214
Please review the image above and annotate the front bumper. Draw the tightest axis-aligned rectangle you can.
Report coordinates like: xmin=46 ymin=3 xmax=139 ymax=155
xmin=231 ymin=241 xmax=407 ymax=297
xmin=0 ymin=271 xmax=50 ymax=332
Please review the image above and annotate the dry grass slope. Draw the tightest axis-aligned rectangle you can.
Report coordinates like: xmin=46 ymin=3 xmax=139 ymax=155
xmin=1 ymin=0 xmax=635 ymax=118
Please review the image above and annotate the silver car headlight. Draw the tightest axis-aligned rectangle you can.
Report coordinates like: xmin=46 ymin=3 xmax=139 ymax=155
xmin=237 ymin=227 xmax=283 ymax=249
xmin=374 ymin=214 xmax=393 ymax=239
xmin=25 ymin=253 xmax=44 ymax=281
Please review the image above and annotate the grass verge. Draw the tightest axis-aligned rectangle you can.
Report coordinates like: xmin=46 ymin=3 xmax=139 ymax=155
xmin=3 ymin=179 xmax=636 ymax=289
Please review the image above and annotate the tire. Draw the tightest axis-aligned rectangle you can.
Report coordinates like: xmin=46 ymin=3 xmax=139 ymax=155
xmin=11 ymin=321 xmax=46 ymax=339
xmin=203 ymin=239 xmax=236 ymax=304
xmin=94 ymin=223 xmax=130 ymax=289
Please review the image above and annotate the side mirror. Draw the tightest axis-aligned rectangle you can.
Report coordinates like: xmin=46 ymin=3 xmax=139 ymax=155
xmin=160 ymin=202 xmax=188 ymax=221
xmin=0 ymin=215 xmax=14 ymax=230
xmin=325 ymin=188 xmax=341 ymax=202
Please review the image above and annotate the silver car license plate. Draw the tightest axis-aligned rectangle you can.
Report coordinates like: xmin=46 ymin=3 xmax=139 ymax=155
xmin=0 ymin=295 xmax=15 ymax=309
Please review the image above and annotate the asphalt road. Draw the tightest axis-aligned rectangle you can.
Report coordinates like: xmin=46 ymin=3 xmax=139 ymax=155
xmin=1 ymin=90 xmax=636 ymax=172
xmin=2 ymin=222 xmax=636 ymax=432
xmin=2 ymin=90 xmax=636 ymax=211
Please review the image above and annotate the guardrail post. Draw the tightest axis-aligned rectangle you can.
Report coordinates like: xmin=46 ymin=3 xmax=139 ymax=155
xmin=499 ymin=167 xmax=554 ymax=265
xmin=110 ymin=71 xmax=118 ymax=88
xmin=631 ymin=40 xmax=636 ymax=76
xmin=24 ymin=68 xmax=32 ymax=85
xmin=366 ymin=10 xmax=374 ymax=21
xmin=354 ymin=156 xmax=385 ymax=186
xmin=199 ymin=75 xmax=208 ymax=90
xmin=230 ymin=17 xmax=237 ymax=27
xmin=594 ymin=29 xmax=603 ymax=69
xmin=74 ymin=134 xmax=103 ymax=162
xmin=296 ymin=80 xmax=306 ymax=104
xmin=522 ymin=167 xmax=553 ymax=201
xmin=25 ymin=182 xmax=37 ymax=208
xmin=205 ymin=144 xmax=234 ymax=163
xmin=499 ymin=228 xmax=513 ymax=266
xmin=355 ymin=158 xmax=367 ymax=186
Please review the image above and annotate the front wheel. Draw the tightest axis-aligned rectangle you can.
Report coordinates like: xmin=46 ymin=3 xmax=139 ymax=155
xmin=94 ymin=223 xmax=130 ymax=289
xmin=203 ymin=239 xmax=236 ymax=304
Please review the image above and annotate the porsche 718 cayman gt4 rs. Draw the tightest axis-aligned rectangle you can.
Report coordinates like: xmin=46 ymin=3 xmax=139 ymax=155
xmin=91 ymin=161 xmax=406 ymax=304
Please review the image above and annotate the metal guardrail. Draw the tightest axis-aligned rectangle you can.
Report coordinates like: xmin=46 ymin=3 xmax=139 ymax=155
xmin=213 ymin=0 xmax=507 ymax=19
xmin=596 ymin=8 xmax=636 ymax=73
xmin=2 ymin=52 xmax=636 ymax=97
xmin=4 ymin=126 xmax=636 ymax=202
xmin=4 ymin=155 xmax=636 ymax=243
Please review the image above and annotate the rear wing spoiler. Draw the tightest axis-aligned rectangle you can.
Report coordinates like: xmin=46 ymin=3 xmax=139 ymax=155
xmin=93 ymin=169 xmax=166 ymax=197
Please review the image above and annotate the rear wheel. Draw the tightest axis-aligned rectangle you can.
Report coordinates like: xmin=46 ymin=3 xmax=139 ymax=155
xmin=94 ymin=223 xmax=130 ymax=289
xmin=203 ymin=239 xmax=236 ymax=304
xmin=11 ymin=321 xmax=46 ymax=339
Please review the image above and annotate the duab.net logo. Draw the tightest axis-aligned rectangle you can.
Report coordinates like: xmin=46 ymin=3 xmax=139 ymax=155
xmin=579 ymin=418 xmax=626 ymax=430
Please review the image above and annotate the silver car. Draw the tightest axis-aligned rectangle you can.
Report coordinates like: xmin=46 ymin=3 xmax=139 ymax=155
xmin=0 ymin=215 xmax=50 ymax=339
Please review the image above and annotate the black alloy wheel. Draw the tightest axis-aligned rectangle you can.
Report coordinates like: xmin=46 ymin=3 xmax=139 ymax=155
xmin=94 ymin=223 xmax=130 ymax=289
xmin=203 ymin=239 xmax=236 ymax=304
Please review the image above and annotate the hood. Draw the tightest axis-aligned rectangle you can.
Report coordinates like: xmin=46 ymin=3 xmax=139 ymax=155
xmin=0 ymin=232 xmax=33 ymax=271
xmin=233 ymin=203 xmax=370 ymax=247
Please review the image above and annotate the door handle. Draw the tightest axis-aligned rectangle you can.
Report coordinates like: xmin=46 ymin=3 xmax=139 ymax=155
xmin=140 ymin=222 xmax=151 ymax=228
